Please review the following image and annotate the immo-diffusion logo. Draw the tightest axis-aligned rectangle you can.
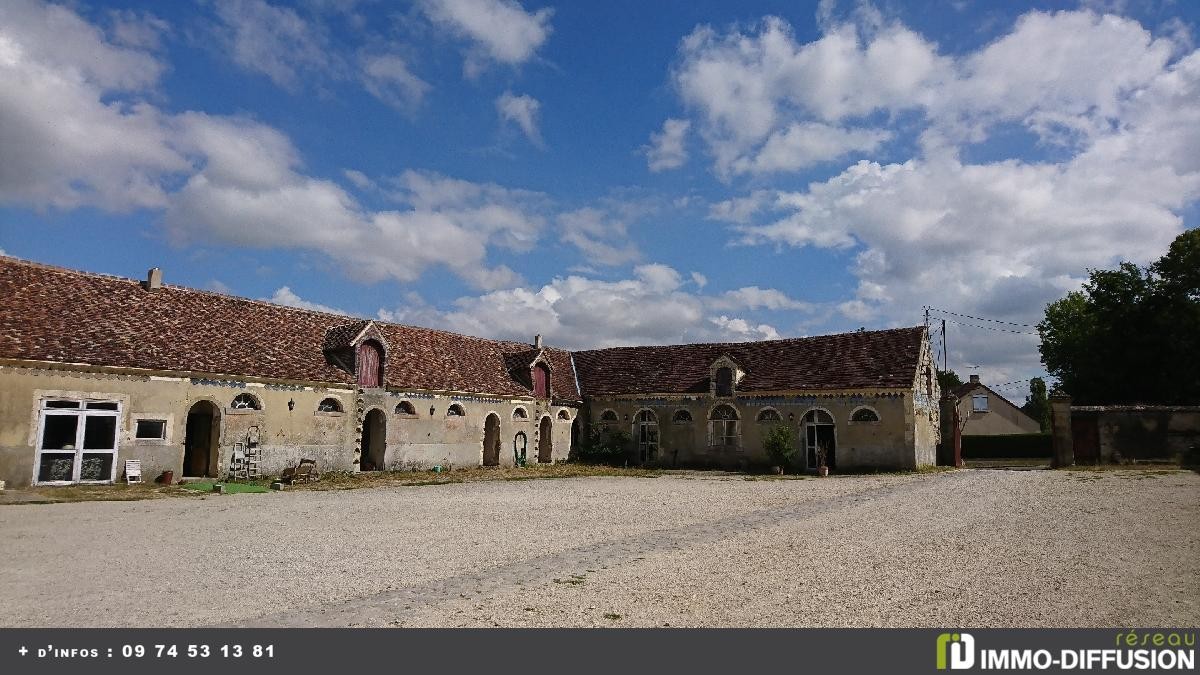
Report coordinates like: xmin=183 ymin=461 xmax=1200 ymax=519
xmin=936 ymin=632 xmax=1196 ymax=671
xmin=937 ymin=633 xmax=975 ymax=670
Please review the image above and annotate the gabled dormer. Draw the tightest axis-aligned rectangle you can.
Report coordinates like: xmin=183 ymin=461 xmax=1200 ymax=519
xmin=506 ymin=334 xmax=553 ymax=399
xmin=323 ymin=320 xmax=388 ymax=388
xmin=709 ymin=355 xmax=744 ymax=398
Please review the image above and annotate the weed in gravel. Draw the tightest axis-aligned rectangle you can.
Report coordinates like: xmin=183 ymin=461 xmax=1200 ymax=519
xmin=603 ymin=613 xmax=622 ymax=620
xmin=553 ymin=574 xmax=587 ymax=586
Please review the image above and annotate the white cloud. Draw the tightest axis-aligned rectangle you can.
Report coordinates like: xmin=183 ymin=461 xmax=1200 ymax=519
xmin=732 ymin=122 xmax=890 ymax=175
xmin=495 ymin=91 xmax=543 ymax=147
xmin=378 ymin=263 xmax=793 ymax=349
xmin=268 ymin=286 xmax=349 ymax=315
xmin=556 ymin=207 xmax=640 ymax=266
xmin=419 ymin=0 xmax=553 ymax=76
xmin=107 ymin=9 xmax=170 ymax=51
xmin=360 ymin=53 xmax=430 ymax=113
xmin=211 ymin=0 xmax=332 ymax=91
xmin=643 ymin=118 xmax=690 ymax=171
xmin=707 ymin=286 xmax=811 ymax=312
xmin=690 ymin=271 xmax=708 ymax=289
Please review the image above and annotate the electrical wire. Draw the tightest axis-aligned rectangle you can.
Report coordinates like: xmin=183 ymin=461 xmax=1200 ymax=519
xmin=928 ymin=307 xmax=1035 ymax=328
xmin=940 ymin=317 xmax=1040 ymax=336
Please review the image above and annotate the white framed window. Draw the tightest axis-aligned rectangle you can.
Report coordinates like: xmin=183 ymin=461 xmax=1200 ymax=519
xmin=635 ymin=410 xmax=659 ymax=462
xmin=34 ymin=398 xmax=121 ymax=485
xmin=134 ymin=419 xmax=167 ymax=440
xmin=972 ymin=394 xmax=989 ymax=412
xmin=708 ymin=404 xmax=740 ymax=450
xmin=849 ymin=407 xmax=880 ymax=423
xmin=230 ymin=393 xmax=262 ymax=411
xmin=317 ymin=397 xmax=343 ymax=413
xmin=756 ymin=408 xmax=782 ymax=422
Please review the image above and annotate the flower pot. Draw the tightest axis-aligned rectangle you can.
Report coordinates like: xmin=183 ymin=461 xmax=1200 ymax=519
xmin=818 ymin=465 xmax=830 ymax=477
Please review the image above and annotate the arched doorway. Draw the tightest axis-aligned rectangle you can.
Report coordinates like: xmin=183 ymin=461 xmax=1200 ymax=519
xmin=635 ymin=409 xmax=659 ymax=464
xmin=483 ymin=413 xmax=501 ymax=466
xmin=183 ymin=401 xmax=220 ymax=478
xmin=537 ymin=416 xmax=553 ymax=463
xmin=570 ymin=417 xmax=580 ymax=459
xmin=803 ymin=409 xmax=836 ymax=471
xmin=360 ymin=409 xmax=386 ymax=471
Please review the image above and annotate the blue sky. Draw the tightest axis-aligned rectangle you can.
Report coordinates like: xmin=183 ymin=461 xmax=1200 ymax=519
xmin=1 ymin=0 xmax=1198 ymax=403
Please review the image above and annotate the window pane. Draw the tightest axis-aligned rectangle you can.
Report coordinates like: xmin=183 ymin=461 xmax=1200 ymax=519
xmin=86 ymin=401 xmax=119 ymax=410
xmin=83 ymin=415 xmax=117 ymax=450
xmin=135 ymin=419 xmax=166 ymax=439
xmin=79 ymin=453 xmax=113 ymax=481
xmin=38 ymin=454 xmax=75 ymax=482
xmin=41 ymin=415 xmax=78 ymax=449
xmin=45 ymin=400 xmax=80 ymax=409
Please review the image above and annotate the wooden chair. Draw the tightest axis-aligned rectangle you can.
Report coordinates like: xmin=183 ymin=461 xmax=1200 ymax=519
xmin=124 ymin=459 xmax=143 ymax=485
xmin=281 ymin=458 xmax=320 ymax=484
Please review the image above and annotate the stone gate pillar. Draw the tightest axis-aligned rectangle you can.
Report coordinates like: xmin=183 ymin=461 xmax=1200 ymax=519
xmin=938 ymin=394 xmax=962 ymax=467
xmin=1050 ymin=395 xmax=1074 ymax=468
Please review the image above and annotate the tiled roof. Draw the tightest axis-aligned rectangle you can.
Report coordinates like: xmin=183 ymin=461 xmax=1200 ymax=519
xmin=0 ymin=257 xmax=579 ymax=400
xmin=573 ymin=327 xmax=927 ymax=396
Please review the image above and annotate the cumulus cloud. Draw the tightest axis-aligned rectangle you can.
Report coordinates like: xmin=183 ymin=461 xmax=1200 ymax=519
xmin=557 ymin=207 xmax=640 ymax=266
xmin=268 ymin=286 xmax=350 ymax=315
xmin=360 ymin=53 xmax=430 ymax=113
xmin=706 ymin=9 xmax=1200 ymax=381
xmin=211 ymin=0 xmax=332 ymax=91
xmin=643 ymin=118 xmax=690 ymax=171
xmin=495 ymin=91 xmax=543 ymax=147
xmin=0 ymin=1 xmax=547 ymax=291
xmin=419 ymin=0 xmax=553 ymax=77
xmin=378 ymin=264 xmax=802 ymax=349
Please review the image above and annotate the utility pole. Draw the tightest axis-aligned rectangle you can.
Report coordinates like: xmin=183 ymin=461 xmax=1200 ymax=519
xmin=924 ymin=306 xmax=929 ymax=330
xmin=942 ymin=319 xmax=948 ymax=372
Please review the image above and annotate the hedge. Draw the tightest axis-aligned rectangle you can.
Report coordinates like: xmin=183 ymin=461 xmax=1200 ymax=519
xmin=961 ymin=433 xmax=1052 ymax=458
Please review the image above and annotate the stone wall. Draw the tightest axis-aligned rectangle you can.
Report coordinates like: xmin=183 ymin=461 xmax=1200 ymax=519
xmin=1069 ymin=405 xmax=1200 ymax=464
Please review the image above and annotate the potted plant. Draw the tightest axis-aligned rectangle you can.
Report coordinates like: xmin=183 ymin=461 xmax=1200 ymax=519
xmin=815 ymin=443 xmax=830 ymax=477
xmin=763 ymin=425 xmax=797 ymax=475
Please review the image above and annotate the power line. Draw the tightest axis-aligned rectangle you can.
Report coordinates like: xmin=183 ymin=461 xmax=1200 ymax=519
xmin=940 ymin=317 xmax=1039 ymax=336
xmin=928 ymin=307 xmax=1036 ymax=328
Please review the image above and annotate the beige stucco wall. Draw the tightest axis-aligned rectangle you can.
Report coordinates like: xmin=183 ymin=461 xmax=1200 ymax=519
xmin=956 ymin=384 xmax=1041 ymax=436
xmin=0 ymin=363 xmax=578 ymax=487
xmin=582 ymin=391 xmax=919 ymax=470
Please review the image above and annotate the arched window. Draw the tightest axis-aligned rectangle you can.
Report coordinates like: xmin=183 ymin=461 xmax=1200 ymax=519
xmin=715 ymin=367 xmax=733 ymax=397
xmin=557 ymin=409 xmax=571 ymax=420
xmin=317 ymin=397 xmax=343 ymax=413
xmin=446 ymin=404 xmax=465 ymax=417
xmin=672 ymin=409 xmax=693 ymax=424
xmin=533 ymin=362 xmax=551 ymax=398
xmin=635 ymin=410 xmax=659 ymax=463
xmin=803 ymin=409 xmax=834 ymax=425
xmin=395 ymin=401 xmax=416 ymax=416
xmin=756 ymin=408 xmax=781 ymax=422
xmin=802 ymin=408 xmax=836 ymax=471
xmin=513 ymin=407 xmax=528 ymax=420
xmin=851 ymin=407 xmax=880 ymax=423
xmin=708 ymin=404 xmax=739 ymax=449
xmin=230 ymin=393 xmax=261 ymax=410
xmin=600 ymin=409 xmax=618 ymax=422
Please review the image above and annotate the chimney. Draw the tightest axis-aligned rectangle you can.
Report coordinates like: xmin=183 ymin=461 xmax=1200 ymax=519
xmin=145 ymin=267 xmax=162 ymax=291
xmin=969 ymin=374 xmax=980 ymax=385
xmin=534 ymin=334 xmax=542 ymax=349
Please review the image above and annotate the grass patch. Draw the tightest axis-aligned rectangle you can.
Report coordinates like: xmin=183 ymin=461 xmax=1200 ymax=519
xmin=603 ymin=613 xmax=622 ymax=621
xmin=553 ymin=574 xmax=587 ymax=586
xmin=1 ymin=482 xmax=200 ymax=505
xmin=288 ymin=464 xmax=662 ymax=492
xmin=179 ymin=481 xmax=270 ymax=494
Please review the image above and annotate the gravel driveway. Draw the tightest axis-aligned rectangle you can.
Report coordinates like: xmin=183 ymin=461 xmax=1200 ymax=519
xmin=1 ymin=469 xmax=1196 ymax=627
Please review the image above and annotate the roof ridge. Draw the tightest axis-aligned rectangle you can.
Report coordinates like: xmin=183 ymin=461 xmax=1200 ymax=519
xmin=574 ymin=325 xmax=925 ymax=354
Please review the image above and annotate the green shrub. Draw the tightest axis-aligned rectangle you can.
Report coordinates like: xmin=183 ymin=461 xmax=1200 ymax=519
xmin=763 ymin=424 xmax=798 ymax=472
xmin=575 ymin=426 xmax=632 ymax=466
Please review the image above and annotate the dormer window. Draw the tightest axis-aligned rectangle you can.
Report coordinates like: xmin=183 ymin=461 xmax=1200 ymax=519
xmin=533 ymin=362 xmax=550 ymax=398
xmin=715 ymin=367 xmax=733 ymax=397
xmin=357 ymin=340 xmax=384 ymax=388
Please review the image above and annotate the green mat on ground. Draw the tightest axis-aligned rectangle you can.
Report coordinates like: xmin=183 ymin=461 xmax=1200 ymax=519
xmin=179 ymin=481 xmax=269 ymax=494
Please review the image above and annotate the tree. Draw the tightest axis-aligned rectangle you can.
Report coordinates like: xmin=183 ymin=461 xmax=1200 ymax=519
xmin=1021 ymin=377 xmax=1050 ymax=432
xmin=1038 ymin=230 xmax=1200 ymax=404
xmin=763 ymin=424 xmax=798 ymax=472
xmin=937 ymin=369 xmax=963 ymax=392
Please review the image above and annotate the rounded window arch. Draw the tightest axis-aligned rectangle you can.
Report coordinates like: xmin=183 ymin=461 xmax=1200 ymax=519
xmin=802 ymin=408 xmax=835 ymax=425
xmin=512 ymin=406 xmax=529 ymax=420
xmin=395 ymin=400 xmax=416 ymax=416
xmin=446 ymin=403 xmax=466 ymax=417
xmin=708 ymin=404 xmax=739 ymax=420
xmin=672 ymin=409 xmax=693 ymax=424
xmin=317 ymin=397 xmax=343 ymax=413
xmin=850 ymin=406 xmax=881 ymax=423
xmin=599 ymin=409 xmax=618 ymax=422
xmin=556 ymin=409 xmax=571 ymax=420
xmin=230 ymin=393 xmax=261 ymax=410
xmin=756 ymin=407 xmax=782 ymax=422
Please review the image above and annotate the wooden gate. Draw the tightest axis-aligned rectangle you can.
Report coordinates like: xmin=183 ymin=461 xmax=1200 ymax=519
xmin=1071 ymin=414 xmax=1100 ymax=463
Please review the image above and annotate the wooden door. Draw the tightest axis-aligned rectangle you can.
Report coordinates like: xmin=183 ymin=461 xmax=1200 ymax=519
xmin=357 ymin=341 xmax=382 ymax=388
xmin=1072 ymin=416 xmax=1099 ymax=463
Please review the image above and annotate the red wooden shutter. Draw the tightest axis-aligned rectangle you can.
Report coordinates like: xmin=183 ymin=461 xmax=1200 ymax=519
xmin=533 ymin=364 xmax=549 ymax=398
xmin=357 ymin=342 xmax=382 ymax=387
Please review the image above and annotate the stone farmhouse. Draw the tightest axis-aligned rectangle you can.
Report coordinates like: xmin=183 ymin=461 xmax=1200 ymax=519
xmin=0 ymin=257 xmax=941 ymax=487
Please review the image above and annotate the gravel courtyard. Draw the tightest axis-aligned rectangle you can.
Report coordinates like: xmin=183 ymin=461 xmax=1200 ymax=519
xmin=1 ymin=469 xmax=1196 ymax=628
